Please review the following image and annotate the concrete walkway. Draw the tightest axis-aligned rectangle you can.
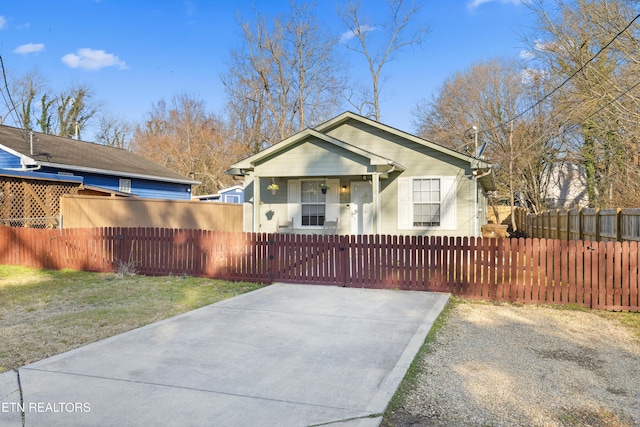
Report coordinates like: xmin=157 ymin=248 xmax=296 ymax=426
xmin=0 ymin=283 xmax=449 ymax=427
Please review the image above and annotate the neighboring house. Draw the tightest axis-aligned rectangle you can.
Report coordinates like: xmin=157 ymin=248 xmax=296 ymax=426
xmin=545 ymin=162 xmax=588 ymax=209
xmin=0 ymin=125 xmax=199 ymax=200
xmin=227 ymin=111 xmax=496 ymax=237
xmin=192 ymin=185 xmax=245 ymax=204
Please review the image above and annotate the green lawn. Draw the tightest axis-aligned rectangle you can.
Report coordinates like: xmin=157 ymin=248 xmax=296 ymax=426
xmin=0 ymin=265 xmax=264 ymax=372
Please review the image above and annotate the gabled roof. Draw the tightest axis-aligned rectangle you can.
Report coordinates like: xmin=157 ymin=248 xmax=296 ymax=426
xmin=229 ymin=111 xmax=493 ymax=177
xmin=314 ymin=111 xmax=492 ymax=168
xmin=230 ymin=127 xmax=405 ymax=172
xmin=0 ymin=125 xmax=199 ymax=185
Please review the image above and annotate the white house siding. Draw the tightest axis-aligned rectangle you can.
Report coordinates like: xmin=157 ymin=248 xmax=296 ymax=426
xmin=252 ymin=137 xmax=373 ymax=177
xmin=324 ymin=120 xmax=477 ymax=237
xmin=238 ymin=115 xmax=487 ymax=237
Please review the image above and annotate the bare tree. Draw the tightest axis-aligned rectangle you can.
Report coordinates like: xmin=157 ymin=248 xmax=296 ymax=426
xmin=1 ymin=68 xmax=100 ymax=140
xmin=524 ymin=0 xmax=640 ymax=207
xmin=222 ymin=1 xmax=345 ymax=151
xmin=413 ymin=58 xmax=563 ymax=226
xmin=130 ymin=94 xmax=246 ymax=195
xmin=339 ymin=0 xmax=429 ymax=121
xmin=1 ymin=68 xmax=48 ymax=130
xmin=55 ymin=85 xmax=98 ymax=139
xmin=95 ymin=114 xmax=132 ymax=149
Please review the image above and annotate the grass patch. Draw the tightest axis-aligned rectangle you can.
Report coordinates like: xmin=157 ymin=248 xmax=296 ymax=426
xmin=594 ymin=310 xmax=640 ymax=339
xmin=0 ymin=265 xmax=264 ymax=372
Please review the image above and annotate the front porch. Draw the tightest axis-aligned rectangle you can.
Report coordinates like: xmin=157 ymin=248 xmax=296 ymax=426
xmin=249 ymin=173 xmax=390 ymax=235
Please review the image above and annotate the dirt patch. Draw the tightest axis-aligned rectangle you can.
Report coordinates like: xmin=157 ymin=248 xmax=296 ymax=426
xmin=384 ymin=302 xmax=640 ymax=427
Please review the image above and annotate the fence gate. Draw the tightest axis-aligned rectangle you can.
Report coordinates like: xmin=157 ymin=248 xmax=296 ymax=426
xmin=268 ymin=234 xmax=348 ymax=286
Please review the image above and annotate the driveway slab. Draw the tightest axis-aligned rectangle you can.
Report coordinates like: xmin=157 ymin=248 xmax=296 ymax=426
xmin=0 ymin=283 xmax=449 ymax=426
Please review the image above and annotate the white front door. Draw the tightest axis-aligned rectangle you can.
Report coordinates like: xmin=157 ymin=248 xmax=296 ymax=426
xmin=350 ymin=181 xmax=373 ymax=235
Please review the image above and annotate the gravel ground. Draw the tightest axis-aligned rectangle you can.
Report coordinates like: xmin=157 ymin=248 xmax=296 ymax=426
xmin=384 ymin=301 xmax=640 ymax=427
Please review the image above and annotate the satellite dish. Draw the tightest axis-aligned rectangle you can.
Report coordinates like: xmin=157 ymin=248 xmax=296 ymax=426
xmin=477 ymin=141 xmax=487 ymax=158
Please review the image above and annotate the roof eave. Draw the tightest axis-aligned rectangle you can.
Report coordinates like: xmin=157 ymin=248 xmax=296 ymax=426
xmin=38 ymin=161 xmax=200 ymax=185
xmin=316 ymin=111 xmax=485 ymax=166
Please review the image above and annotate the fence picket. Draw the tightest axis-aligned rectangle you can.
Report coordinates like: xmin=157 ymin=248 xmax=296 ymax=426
xmin=0 ymin=225 xmax=638 ymax=312
xmin=613 ymin=241 xmax=623 ymax=310
xmin=630 ymin=242 xmax=638 ymax=310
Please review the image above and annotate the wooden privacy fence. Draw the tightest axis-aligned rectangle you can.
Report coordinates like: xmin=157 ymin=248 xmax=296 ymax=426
xmin=523 ymin=207 xmax=640 ymax=242
xmin=0 ymin=226 xmax=638 ymax=312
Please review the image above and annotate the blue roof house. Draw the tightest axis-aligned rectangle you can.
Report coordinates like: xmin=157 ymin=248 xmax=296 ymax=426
xmin=0 ymin=125 xmax=199 ymax=199
xmin=192 ymin=185 xmax=245 ymax=204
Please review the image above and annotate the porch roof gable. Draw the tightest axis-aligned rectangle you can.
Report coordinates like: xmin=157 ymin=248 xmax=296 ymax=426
xmin=230 ymin=128 xmax=404 ymax=173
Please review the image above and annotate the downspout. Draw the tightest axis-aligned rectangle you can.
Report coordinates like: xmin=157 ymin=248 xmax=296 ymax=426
xmin=473 ymin=168 xmax=493 ymax=237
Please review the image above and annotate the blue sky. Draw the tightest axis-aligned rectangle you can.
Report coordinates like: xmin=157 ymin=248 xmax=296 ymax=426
xmin=0 ymin=0 xmax=533 ymax=140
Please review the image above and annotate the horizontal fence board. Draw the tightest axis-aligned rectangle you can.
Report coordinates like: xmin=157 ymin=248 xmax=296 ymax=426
xmin=0 ymin=225 xmax=638 ymax=312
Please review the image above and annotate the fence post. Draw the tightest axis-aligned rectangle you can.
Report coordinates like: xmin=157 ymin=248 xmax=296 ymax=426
xmin=579 ymin=207 xmax=584 ymax=242
xmin=616 ymin=208 xmax=622 ymax=242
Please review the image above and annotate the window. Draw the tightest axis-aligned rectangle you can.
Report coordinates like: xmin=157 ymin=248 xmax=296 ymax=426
xmin=223 ymin=194 xmax=240 ymax=204
xmin=397 ymin=176 xmax=456 ymax=230
xmin=119 ymin=178 xmax=132 ymax=193
xmin=412 ymin=178 xmax=440 ymax=226
xmin=301 ymin=180 xmax=326 ymax=226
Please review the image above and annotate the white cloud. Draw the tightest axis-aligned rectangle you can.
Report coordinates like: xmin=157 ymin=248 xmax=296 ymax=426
xmin=467 ymin=0 xmax=522 ymax=11
xmin=339 ymin=24 xmax=377 ymax=44
xmin=13 ymin=43 xmax=45 ymax=55
xmin=0 ymin=16 xmax=7 ymax=29
xmin=520 ymin=39 xmax=552 ymax=59
xmin=61 ymin=48 xmax=128 ymax=71
xmin=519 ymin=49 xmax=534 ymax=60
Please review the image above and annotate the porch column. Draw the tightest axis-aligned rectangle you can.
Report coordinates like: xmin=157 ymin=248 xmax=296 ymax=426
xmin=253 ymin=175 xmax=261 ymax=232
xmin=372 ymin=173 xmax=380 ymax=235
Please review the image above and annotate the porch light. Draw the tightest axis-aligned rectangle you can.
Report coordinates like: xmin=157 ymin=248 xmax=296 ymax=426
xmin=342 ymin=185 xmax=347 ymax=192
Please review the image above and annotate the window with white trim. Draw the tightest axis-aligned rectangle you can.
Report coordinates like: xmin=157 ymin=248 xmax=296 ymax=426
xmin=412 ymin=178 xmax=440 ymax=226
xmin=119 ymin=178 xmax=132 ymax=193
xmin=301 ymin=180 xmax=326 ymax=226
xmin=397 ymin=176 xmax=456 ymax=230
xmin=288 ymin=179 xmax=339 ymax=229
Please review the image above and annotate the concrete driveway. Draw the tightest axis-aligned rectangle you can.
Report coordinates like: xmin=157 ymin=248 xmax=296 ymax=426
xmin=0 ymin=283 xmax=449 ymax=427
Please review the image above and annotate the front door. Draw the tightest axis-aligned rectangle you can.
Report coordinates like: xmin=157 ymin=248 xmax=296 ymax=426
xmin=350 ymin=181 xmax=373 ymax=235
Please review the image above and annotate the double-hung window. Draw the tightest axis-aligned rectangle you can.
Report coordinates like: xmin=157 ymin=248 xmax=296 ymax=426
xmin=288 ymin=179 xmax=339 ymax=228
xmin=398 ymin=176 xmax=456 ymax=230
xmin=301 ymin=180 xmax=326 ymax=226
xmin=412 ymin=178 xmax=440 ymax=226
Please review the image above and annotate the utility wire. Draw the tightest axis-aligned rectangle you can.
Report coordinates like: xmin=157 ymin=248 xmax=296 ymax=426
xmin=0 ymin=55 xmax=23 ymax=128
xmin=478 ymin=12 xmax=640 ymax=135
xmin=582 ymin=79 xmax=640 ymax=122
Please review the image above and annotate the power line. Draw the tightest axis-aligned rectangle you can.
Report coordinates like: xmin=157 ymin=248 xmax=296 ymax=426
xmin=0 ymin=54 xmax=23 ymax=128
xmin=479 ymin=12 xmax=640 ymax=135
xmin=583 ymin=79 xmax=640 ymax=122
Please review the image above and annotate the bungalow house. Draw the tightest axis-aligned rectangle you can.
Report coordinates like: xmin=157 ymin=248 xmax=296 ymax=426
xmin=0 ymin=124 xmax=198 ymax=200
xmin=192 ymin=185 xmax=245 ymax=204
xmin=227 ymin=111 xmax=496 ymax=237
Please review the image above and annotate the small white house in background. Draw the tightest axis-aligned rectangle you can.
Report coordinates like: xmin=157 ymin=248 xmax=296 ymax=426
xmin=227 ymin=111 xmax=496 ymax=236
xmin=193 ymin=185 xmax=245 ymax=204
xmin=545 ymin=162 xmax=588 ymax=209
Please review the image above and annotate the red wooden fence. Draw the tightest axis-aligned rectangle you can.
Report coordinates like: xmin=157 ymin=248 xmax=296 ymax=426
xmin=0 ymin=226 xmax=638 ymax=312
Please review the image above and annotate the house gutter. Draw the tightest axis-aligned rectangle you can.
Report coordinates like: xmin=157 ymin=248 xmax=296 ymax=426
xmin=4 ymin=164 xmax=42 ymax=172
xmin=472 ymin=167 xmax=494 ymax=237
